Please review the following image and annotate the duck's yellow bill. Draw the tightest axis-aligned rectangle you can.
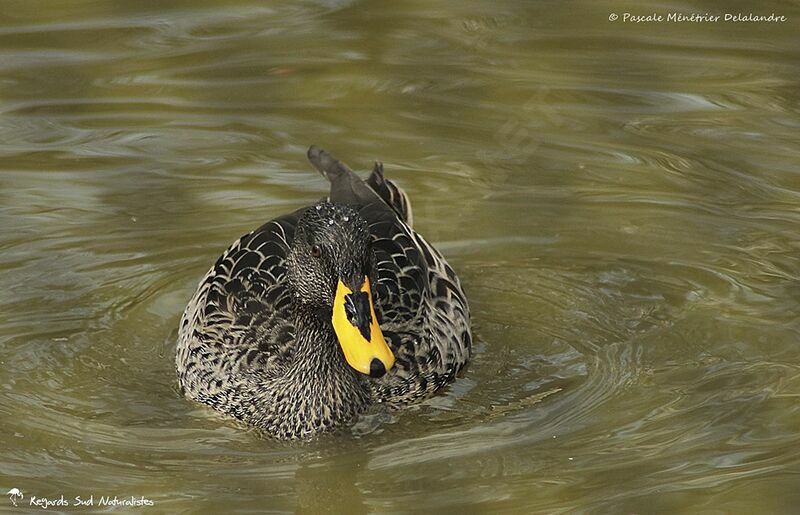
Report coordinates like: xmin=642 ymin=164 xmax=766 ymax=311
xmin=332 ymin=277 xmax=395 ymax=378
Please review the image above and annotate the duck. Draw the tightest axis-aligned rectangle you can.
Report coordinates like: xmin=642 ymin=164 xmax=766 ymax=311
xmin=176 ymin=146 xmax=471 ymax=440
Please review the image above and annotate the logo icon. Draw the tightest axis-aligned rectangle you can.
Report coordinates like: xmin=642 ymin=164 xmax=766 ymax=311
xmin=7 ymin=488 xmax=23 ymax=507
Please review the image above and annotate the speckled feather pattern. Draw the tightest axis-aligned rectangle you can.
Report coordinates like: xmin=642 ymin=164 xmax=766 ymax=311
xmin=176 ymin=149 xmax=471 ymax=439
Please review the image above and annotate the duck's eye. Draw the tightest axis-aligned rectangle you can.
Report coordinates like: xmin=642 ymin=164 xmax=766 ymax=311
xmin=311 ymin=245 xmax=322 ymax=258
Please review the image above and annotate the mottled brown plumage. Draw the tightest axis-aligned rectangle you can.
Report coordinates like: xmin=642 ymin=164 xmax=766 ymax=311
xmin=176 ymin=146 xmax=471 ymax=439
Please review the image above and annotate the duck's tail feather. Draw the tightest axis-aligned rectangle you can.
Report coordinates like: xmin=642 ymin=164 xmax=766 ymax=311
xmin=307 ymin=145 xmax=353 ymax=182
xmin=307 ymin=145 xmax=414 ymax=227
xmin=307 ymin=145 xmax=381 ymax=207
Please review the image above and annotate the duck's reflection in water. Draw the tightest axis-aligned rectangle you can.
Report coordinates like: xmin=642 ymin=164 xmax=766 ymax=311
xmin=294 ymin=443 xmax=369 ymax=515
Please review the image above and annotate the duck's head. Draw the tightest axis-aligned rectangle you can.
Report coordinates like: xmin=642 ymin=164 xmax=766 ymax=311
xmin=287 ymin=201 xmax=395 ymax=378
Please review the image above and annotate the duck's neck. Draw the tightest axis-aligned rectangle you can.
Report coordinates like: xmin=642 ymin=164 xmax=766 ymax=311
xmin=291 ymin=309 xmax=360 ymax=381
xmin=260 ymin=305 xmax=371 ymax=438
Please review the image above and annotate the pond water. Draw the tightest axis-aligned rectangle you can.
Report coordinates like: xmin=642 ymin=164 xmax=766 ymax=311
xmin=2 ymin=0 xmax=800 ymax=512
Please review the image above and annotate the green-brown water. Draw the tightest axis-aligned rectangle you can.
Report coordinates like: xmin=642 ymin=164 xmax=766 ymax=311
xmin=2 ymin=0 xmax=800 ymax=512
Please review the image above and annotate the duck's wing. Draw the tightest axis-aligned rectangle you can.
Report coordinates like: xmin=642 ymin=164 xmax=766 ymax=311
xmin=366 ymin=160 xmax=414 ymax=228
xmin=307 ymin=146 xmax=471 ymax=404
xmin=177 ymin=208 xmax=305 ymax=403
xmin=367 ymin=213 xmax=471 ymax=404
